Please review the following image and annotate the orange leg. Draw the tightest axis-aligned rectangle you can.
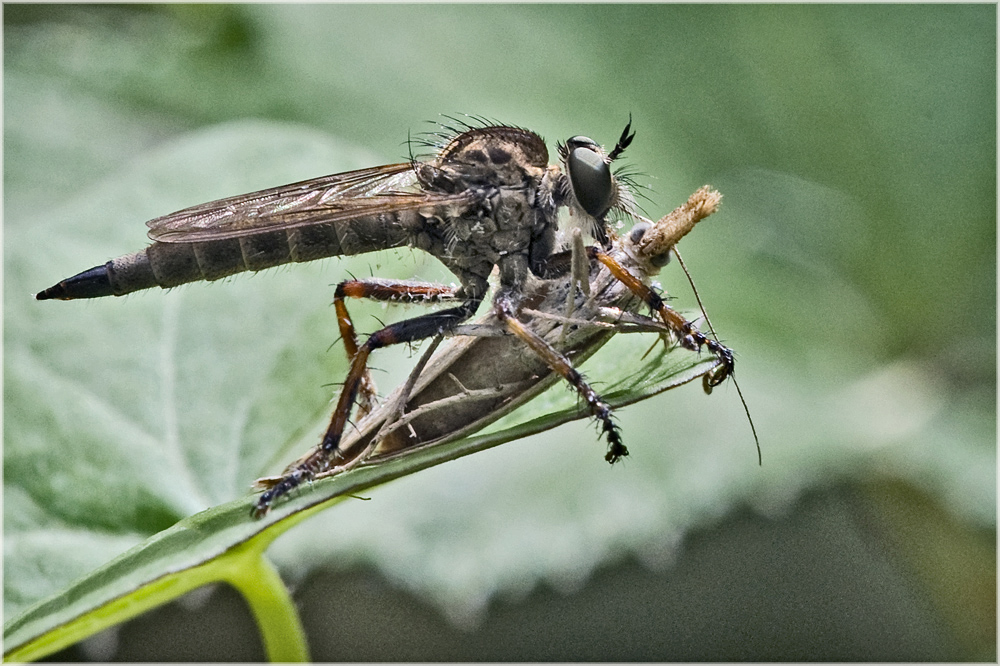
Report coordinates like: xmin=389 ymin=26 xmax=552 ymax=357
xmin=334 ymin=279 xmax=459 ymax=415
xmin=587 ymin=247 xmax=735 ymax=390
xmin=493 ymin=292 xmax=627 ymax=464
xmin=253 ymin=280 xmax=474 ymax=517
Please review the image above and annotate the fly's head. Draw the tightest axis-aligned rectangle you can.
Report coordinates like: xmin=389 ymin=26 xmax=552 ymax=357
xmin=557 ymin=118 xmax=637 ymax=249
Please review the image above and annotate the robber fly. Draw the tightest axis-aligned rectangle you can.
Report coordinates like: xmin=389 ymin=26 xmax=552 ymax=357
xmin=36 ymin=117 xmax=739 ymax=517
xmin=255 ymin=187 xmax=741 ymax=504
xmin=36 ymin=118 xmax=633 ymax=303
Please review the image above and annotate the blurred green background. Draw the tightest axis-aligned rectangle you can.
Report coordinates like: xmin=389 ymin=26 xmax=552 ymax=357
xmin=4 ymin=4 xmax=994 ymax=661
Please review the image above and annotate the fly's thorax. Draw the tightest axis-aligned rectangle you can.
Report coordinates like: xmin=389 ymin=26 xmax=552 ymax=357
xmin=433 ymin=174 xmax=559 ymax=289
xmin=424 ymin=184 xmax=555 ymax=292
xmin=487 ymin=187 xmax=548 ymax=253
xmin=435 ymin=125 xmax=549 ymax=184
xmin=416 ymin=126 xmax=549 ymax=198
xmin=497 ymin=253 xmax=531 ymax=292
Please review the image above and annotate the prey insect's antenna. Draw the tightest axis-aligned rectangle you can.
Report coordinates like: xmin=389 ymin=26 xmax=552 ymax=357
xmin=672 ymin=247 xmax=761 ymax=465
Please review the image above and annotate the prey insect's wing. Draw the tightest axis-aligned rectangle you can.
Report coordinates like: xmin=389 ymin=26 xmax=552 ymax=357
xmin=147 ymin=162 xmax=476 ymax=243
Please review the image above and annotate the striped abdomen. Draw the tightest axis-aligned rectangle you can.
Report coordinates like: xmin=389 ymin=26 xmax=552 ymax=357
xmin=36 ymin=215 xmax=415 ymax=301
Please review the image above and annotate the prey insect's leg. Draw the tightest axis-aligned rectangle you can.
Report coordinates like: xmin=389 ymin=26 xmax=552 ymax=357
xmin=289 ymin=335 xmax=449 ymax=487
xmin=587 ymin=247 xmax=735 ymax=390
xmin=493 ymin=292 xmax=627 ymax=464
xmin=367 ymin=335 xmax=444 ymax=456
xmin=335 ymin=279 xmax=460 ymax=416
xmin=253 ymin=290 xmax=481 ymax=517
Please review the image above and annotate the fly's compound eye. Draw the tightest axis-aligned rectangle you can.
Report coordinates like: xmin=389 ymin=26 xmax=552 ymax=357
xmin=628 ymin=221 xmax=651 ymax=244
xmin=628 ymin=222 xmax=670 ymax=266
xmin=565 ymin=137 xmax=614 ymax=220
xmin=649 ymin=251 xmax=671 ymax=268
xmin=566 ymin=135 xmax=601 ymax=151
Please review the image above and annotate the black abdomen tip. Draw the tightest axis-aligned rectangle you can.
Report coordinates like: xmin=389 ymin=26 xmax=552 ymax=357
xmin=36 ymin=264 xmax=114 ymax=300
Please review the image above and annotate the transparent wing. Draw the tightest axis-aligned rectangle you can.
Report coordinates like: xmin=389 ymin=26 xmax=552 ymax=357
xmin=147 ymin=162 xmax=475 ymax=243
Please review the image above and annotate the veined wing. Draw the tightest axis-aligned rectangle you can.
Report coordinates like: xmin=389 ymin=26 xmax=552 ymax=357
xmin=147 ymin=162 xmax=475 ymax=243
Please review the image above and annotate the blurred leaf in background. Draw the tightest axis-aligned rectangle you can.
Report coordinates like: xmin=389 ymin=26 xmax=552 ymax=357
xmin=4 ymin=4 xmax=994 ymax=660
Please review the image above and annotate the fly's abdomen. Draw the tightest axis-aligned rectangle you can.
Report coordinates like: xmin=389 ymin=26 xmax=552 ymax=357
xmin=36 ymin=216 xmax=414 ymax=301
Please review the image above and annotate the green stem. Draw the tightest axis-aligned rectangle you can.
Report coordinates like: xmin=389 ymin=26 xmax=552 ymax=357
xmin=220 ymin=541 xmax=309 ymax=662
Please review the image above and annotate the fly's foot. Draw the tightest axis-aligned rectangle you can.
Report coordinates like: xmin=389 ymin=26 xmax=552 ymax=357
xmin=604 ymin=426 xmax=629 ymax=464
xmin=251 ymin=468 xmax=312 ymax=518
xmin=674 ymin=319 xmax=734 ymax=395
xmin=701 ymin=341 xmax=734 ymax=394
xmin=252 ymin=437 xmax=359 ymax=518
xmin=592 ymin=398 xmax=627 ymax=463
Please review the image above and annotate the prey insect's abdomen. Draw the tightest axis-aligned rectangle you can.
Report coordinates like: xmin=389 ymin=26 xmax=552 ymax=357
xmin=36 ymin=216 xmax=414 ymax=301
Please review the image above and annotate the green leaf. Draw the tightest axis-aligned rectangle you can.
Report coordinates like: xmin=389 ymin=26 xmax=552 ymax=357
xmin=5 ymin=328 xmax=714 ymax=660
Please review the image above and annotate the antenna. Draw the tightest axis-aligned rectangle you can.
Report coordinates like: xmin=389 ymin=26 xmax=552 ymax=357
xmin=672 ymin=247 xmax=762 ymax=465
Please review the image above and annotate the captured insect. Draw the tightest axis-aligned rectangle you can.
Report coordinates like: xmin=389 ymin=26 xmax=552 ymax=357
xmin=258 ymin=186 xmax=758 ymax=503
xmin=36 ymin=117 xmax=749 ymax=517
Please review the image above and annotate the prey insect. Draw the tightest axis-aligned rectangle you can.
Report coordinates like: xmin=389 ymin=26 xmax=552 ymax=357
xmin=254 ymin=187 xmax=757 ymax=515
